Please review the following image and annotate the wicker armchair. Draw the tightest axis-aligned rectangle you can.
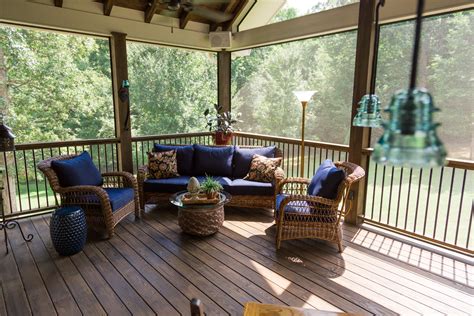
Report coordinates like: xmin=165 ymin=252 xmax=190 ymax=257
xmin=275 ymin=161 xmax=365 ymax=252
xmin=38 ymin=154 xmax=140 ymax=238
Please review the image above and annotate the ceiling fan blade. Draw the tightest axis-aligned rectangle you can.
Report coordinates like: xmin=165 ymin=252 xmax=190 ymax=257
xmin=191 ymin=5 xmax=233 ymax=22
xmin=192 ymin=0 xmax=230 ymax=4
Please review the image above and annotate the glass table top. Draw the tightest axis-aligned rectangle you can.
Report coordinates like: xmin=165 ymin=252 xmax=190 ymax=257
xmin=169 ymin=191 xmax=231 ymax=209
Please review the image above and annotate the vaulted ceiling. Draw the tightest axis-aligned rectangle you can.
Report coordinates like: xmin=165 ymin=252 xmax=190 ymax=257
xmin=53 ymin=0 xmax=248 ymax=31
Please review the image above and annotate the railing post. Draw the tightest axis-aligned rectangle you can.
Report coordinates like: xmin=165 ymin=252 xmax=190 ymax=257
xmin=347 ymin=0 xmax=377 ymax=225
xmin=110 ymin=32 xmax=133 ymax=173
xmin=217 ymin=51 xmax=231 ymax=112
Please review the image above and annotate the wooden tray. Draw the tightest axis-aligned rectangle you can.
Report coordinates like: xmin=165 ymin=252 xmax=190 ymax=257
xmin=181 ymin=193 xmax=219 ymax=205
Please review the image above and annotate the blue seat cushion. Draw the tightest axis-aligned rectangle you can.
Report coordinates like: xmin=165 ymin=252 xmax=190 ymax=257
xmin=307 ymin=159 xmax=345 ymax=199
xmin=143 ymin=176 xmax=232 ymax=193
xmin=229 ymin=179 xmax=274 ymax=196
xmin=86 ymin=188 xmax=134 ymax=212
xmin=232 ymin=146 xmax=276 ymax=178
xmin=51 ymin=151 xmax=102 ymax=187
xmin=275 ymin=194 xmax=336 ymax=223
xmin=193 ymin=145 xmax=234 ymax=177
xmin=104 ymin=188 xmax=135 ymax=211
xmin=154 ymin=144 xmax=194 ymax=175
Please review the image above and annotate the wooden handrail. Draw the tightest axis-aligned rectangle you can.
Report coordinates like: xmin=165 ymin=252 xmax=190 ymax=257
xmin=233 ymin=131 xmax=350 ymax=152
xmin=15 ymin=138 xmax=120 ymax=150
xmin=362 ymin=147 xmax=474 ymax=170
xmin=131 ymin=132 xmax=213 ymax=142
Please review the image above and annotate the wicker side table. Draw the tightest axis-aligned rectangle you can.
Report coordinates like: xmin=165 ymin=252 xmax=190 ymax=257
xmin=170 ymin=191 xmax=230 ymax=236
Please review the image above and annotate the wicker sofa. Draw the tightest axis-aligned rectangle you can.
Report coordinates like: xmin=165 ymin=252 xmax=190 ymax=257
xmin=138 ymin=144 xmax=284 ymax=209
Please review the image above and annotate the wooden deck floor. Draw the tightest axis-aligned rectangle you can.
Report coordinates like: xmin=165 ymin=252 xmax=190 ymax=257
xmin=1 ymin=206 xmax=472 ymax=315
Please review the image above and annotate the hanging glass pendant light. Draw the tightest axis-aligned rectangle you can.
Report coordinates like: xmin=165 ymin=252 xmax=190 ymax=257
xmin=372 ymin=0 xmax=446 ymax=167
xmin=352 ymin=0 xmax=385 ymax=128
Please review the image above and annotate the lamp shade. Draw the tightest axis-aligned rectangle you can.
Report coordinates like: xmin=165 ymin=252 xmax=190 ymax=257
xmin=293 ymin=91 xmax=316 ymax=103
xmin=372 ymin=89 xmax=446 ymax=167
xmin=0 ymin=122 xmax=15 ymax=152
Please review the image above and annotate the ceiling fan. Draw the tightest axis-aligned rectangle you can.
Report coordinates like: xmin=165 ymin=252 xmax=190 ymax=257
xmin=159 ymin=0 xmax=233 ymax=23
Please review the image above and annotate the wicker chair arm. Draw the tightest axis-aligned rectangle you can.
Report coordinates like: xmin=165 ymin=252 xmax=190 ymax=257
xmin=137 ymin=165 xmax=148 ymax=181
xmin=277 ymin=177 xmax=311 ymax=195
xmin=102 ymin=171 xmax=136 ymax=188
xmin=278 ymin=194 xmax=337 ymax=208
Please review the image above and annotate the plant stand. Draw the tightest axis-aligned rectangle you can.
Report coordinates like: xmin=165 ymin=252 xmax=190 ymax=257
xmin=0 ymin=169 xmax=33 ymax=254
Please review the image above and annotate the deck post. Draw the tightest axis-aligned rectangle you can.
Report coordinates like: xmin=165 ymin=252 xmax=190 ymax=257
xmin=217 ymin=51 xmax=231 ymax=113
xmin=346 ymin=0 xmax=377 ymax=225
xmin=110 ymin=32 xmax=133 ymax=173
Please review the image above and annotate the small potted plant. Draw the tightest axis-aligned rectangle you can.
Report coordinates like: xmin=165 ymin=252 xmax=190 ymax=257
xmin=204 ymin=104 xmax=242 ymax=145
xmin=200 ymin=175 xmax=223 ymax=199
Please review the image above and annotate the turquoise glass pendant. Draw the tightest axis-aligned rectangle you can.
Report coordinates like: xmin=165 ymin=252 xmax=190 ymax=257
xmin=372 ymin=89 xmax=446 ymax=167
xmin=353 ymin=94 xmax=382 ymax=128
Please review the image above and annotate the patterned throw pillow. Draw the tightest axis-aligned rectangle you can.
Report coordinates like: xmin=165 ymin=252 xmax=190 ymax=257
xmin=244 ymin=154 xmax=282 ymax=183
xmin=147 ymin=150 xmax=179 ymax=179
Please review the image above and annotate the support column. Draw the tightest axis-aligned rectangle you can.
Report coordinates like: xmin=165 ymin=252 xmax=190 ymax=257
xmin=217 ymin=51 xmax=231 ymax=112
xmin=346 ymin=0 xmax=377 ymax=225
xmin=110 ymin=32 xmax=133 ymax=173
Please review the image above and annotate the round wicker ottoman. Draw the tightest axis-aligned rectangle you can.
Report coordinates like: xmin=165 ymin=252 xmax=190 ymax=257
xmin=170 ymin=191 xmax=230 ymax=237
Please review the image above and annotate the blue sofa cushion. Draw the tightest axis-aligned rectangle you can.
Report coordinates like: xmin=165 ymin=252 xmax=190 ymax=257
xmin=193 ymin=145 xmax=234 ymax=177
xmin=275 ymin=194 xmax=336 ymax=223
xmin=307 ymin=159 xmax=345 ymax=200
xmin=143 ymin=176 xmax=232 ymax=193
xmin=229 ymin=179 xmax=274 ymax=196
xmin=154 ymin=144 xmax=194 ymax=175
xmin=232 ymin=146 xmax=276 ymax=178
xmin=51 ymin=151 xmax=102 ymax=187
xmin=143 ymin=176 xmax=190 ymax=193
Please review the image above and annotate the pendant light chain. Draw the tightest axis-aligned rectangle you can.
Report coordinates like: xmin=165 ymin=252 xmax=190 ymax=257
xmin=410 ymin=0 xmax=425 ymax=90
xmin=369 ymin=0 xmax=385 ymax=95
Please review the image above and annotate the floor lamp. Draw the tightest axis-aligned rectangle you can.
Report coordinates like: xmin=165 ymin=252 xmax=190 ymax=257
xmin=0 ymin=118 xmax=33 ymax=254
xmin=293 ymin=91 xmax=315 ymax=177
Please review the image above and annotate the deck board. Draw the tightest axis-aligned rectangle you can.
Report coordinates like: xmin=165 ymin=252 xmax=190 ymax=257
xmin=0 ymin=206 xmax=472 ymax=316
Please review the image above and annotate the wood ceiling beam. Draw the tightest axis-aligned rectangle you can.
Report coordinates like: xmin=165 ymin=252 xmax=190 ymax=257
xmin=221 ymin=0 xmax=248 ymax=31
xmin=144 ymin=0 xmax=159 ymax=23
xmin=103 ymin=0 xmax=114 ymax=16
xmin=54 ymin=0 xmax=63 ymax=7
xmin=179 ymin=11 xmax=192 ymax=29
xmin=209 ymin=0 xmax=239 ymax=32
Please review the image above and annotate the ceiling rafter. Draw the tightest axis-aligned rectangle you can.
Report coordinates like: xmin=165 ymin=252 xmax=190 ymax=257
xmin=209 ymin=0 xmax=239 ymax=32
xmin=179 ymin=11 xmax=192 ymax=29
xmin=145 ymin=0 xmax=160 ymax=23
xmin=103 ymin=0 xmax=114 ymax=16
xmin=217 ymin=0 xmax=247 ymax=32
xmin=54 ymin=0 xmax=63 ymax=7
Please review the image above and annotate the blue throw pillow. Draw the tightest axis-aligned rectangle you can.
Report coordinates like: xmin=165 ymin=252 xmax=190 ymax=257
xmin=154 ymin=144 xmax=194 ymax=175
xmin=193 ymin=144 xmax=234 ymax=177
xmin=232 ymin=146 xmax=276 ymax=178
xmin=51 ymin=151 xmax=102 ymax=187
xmin=307 ymin=159 xmax=345 ymax=200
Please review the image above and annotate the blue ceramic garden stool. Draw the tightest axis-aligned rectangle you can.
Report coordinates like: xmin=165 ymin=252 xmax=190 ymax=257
xmin=50 ymin=206 xmax=87 ymax=256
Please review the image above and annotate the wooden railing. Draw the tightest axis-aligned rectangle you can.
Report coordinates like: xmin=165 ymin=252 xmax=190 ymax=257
xmin=2 ymin=138 xmax=120 ymax=219
xmin=3 ymin=132 xmax=472 ymax=254
xmin=363 ymin=149 xmax=473 ymax=253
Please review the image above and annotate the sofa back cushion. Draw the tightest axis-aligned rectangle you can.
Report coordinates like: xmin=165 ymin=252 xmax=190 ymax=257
xmin=307 ymin=159 xmax=345 ymax=200
xmin=51 ymin=151 xmax=102 ymax=187
xmin=193 ymin=145 xmax=234 ymax=177
xmin=154 ymin=144 xmax=194 ymax=175
xmin=232 ymin=146 xmax=276 ymax=178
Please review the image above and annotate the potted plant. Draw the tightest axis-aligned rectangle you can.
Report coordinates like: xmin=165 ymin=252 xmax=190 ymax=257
xmin=200 ymin=175 xmax=223 ymax=199
xmin=204 ymin=104 xmax=242 ymax=145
